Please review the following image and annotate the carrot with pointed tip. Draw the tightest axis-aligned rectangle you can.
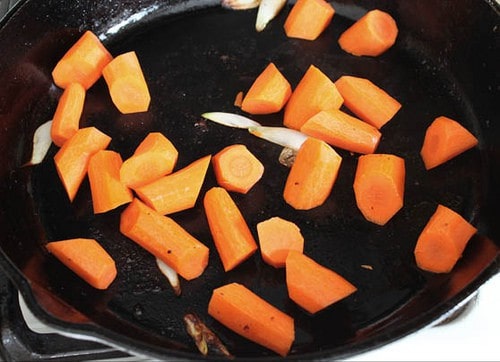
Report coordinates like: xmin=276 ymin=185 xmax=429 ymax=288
xmin=284 ymin=0 xmax=335 ymax=41
xmin=51 ymin=82 xmax=86 ymax=147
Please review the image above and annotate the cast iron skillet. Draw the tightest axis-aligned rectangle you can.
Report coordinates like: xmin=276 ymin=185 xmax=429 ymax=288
xmin=0 ymin=0 xmax=499 ymax=359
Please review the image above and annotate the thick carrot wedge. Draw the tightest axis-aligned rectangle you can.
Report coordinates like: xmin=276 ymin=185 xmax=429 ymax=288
xmin=283 ymin=65 xmax=343 ymax=130
xmin=212 ymin=144 xmax=264 ymax=194
xmin=120 ymin=132 xmax=178 ymax=188
xmin=414 ymin=204 xmax=477 ymax=273
xmin=88 ymin=150 xmax=133 ymax=214
xmin=338 ymin=9 xmax=398 ymax=57
xmin=134 ymin=155 xmax=211 ymax=215
xmin=420 ymin=116 xmax=478 ymax=170
xmin=300 ymin=109 xmax=382 ymax=154
xmin=51 ymin=82 xmax=86 ymax=147
xmin=54 ymin=127 xmax=111 ymax=201
xmin=46 ymin=238 xmax=117 ymax=290
xmin=284 ymin=0 xmax=335 ymax=41
xmin=102 ymin=51 xmax=151 ymax=114
xmin=120 ymin=198 xmax=209 ymax=280
xmin=241 ymin=62 xmax=292 ymax=115
xmin=203 ymin=187 xmax=258 ymax=271
xmin=353 ymin=154 xmax=405 ymax=225
xmin=52 ymin=30 xmax=113 ymax=90
xmin=335 ymin=75 xmax=401 ymax=129
xmin=257 ymin=217 xmax=304 ymax=268
xmin=285 ymin=251 xmax=357 ymax=314
xmin=208 ymin=282 xmax=294 ymax=356
xmin=283 ymin=137 xmax=342 ymax=210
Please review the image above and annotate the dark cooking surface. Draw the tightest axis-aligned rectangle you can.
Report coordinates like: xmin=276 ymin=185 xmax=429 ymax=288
xmin=0 ymin=0 xmax=498 ymax=359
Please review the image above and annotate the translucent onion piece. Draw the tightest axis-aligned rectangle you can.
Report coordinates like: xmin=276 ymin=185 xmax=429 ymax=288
xmin=202 ymin=112 xmax=261 ymax=129
xmin=184 ymin=313 xmax=233 ymax=357
xmin=221 ymin=0 xmax=261 ymax=10
xmin=156 ymin=258 xmax=181 ymax=296
xmin=24 ymin=120 xmax=53 ymax=166
xmin=279 ymin=147 xmax=297 ymax=167
xmin=248 ymin=126 xmax=308 ymax=151
xmin=256 ymin=0 xmax=287 ymax=32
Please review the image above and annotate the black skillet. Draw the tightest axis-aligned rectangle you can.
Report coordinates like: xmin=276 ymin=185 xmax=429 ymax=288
xmin=0 ymin=0 xmax=499 ymax=359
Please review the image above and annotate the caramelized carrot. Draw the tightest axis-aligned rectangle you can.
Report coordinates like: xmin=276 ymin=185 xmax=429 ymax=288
xmin=300 ymin=109 xmax=382 ymax=154
xmin=414 ymin=204 xmax=477 ymax=273
xmin=234 ymin=91 xmax=244 ymax=108
xmin=335 ymin=75 xmax=401 ymax=129
xmin=54 ymin=127 xmax=111 ymax=201
xmin=353 ymin=154 xmax=405 ymax=225
xmin=120 ymin=132 xmax=179 ymax=188
xmin=102 ymin=51 xmax=151 ymax=114
xmin=203 ymin=187 xmax=258 ymax=271
xmin=241 ymin=62 xmax=292 ymax=114
xmin=283 ymin=137 xmax=342 ymax=210
xmin=338 ymin=9 xmax=398 ymax=57
xmin=88 ymin=150 xmax=133 ymax=214
xmin=212 ymin=144 xmax=264 ymax=194
xmin=134 ymin=155 xmax=211 ymax=215
xmin=46 ymin=238 xmax=117 ymax=290
xmin=51 ymin=82 xmax=86 ymax=147
xmin=283 ymin=0 xmax=335 ymax=41
xmin=283 ymin=65 xmax=343 ymax=130
xmin=52 ymin=30 xmax=113 ymax=90
xmin=257 ymin=217 xmax=304 ymax=268
xmin=420 ymin=116 xmax=478 ymax=170
xmin=208 ymin=282 xmax=294 ymax=356
xmin=120 ymin=198 xmax=209 ymax=280
xmin=285 ymin=250 xmax=357 ymax=314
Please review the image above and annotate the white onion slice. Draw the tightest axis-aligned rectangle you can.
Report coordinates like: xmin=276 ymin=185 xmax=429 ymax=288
xmin=156 ymin=258 xmax=181 ymax=296
xmin=248 ymin=126 xmax=308 ymax=151
xmin=24 ymin=120 xmax=53 ymax=166
xmin=202 ymin=112 xmax=261 ymax=129
xmin=256 ymin=0 xmax=287 ymax=32
xmin=221 ymin=0 xmax=261 ymax=10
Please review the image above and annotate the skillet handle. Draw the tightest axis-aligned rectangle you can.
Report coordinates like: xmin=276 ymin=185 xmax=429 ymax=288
xmin=0 ymin=0 xmax=20 ymax=20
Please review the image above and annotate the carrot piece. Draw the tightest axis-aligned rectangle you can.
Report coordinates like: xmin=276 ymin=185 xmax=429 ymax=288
xmin=212 ymin=144 xmax=264 ymax=194
xmin=283 ymin=0 xmax=335 ymax=41
xmin=120 ymin=198 xmax=209 ymax=280
xmin=283 ymin=65 xmax=343 ymax=130
xmin=283 ymin=137 xmax=342 ymax=210
xmin=338 ymin=9 xmax=398 ymax=57
xmin=241 ymin=62 xmax=292 ymax=115
xmin=257 ymin=217 xmax=304 ymax=268
xmin=102 ymin=51 xmax=151 ymax=114
xmin=234 ymin=91 xmax=244 ymax=108
xmin=353 ymin=154 xmax=405 ymax=225
xmin=50 ymin=82 xmax=86 ymax=147
xmin=46 ymin=238 xmax=117 ymax=290
xmin=335 ymin=75 xmax=401 ymax=129
xmin=414 ymin=204 xmax=477 ymax=273
xmin=88 ymin=150 xmax=133 ymax=214
xmin=52 ymin=31 xmax=113 ymax=90
xmin=120 ymin=132 xmax=178 ymax=188
xmin=420 ymin=116 xmax=478 ymax=170
xmin=301 ymin=109 xmax=381 ymax=154
xmin=54 ymin=127 xmax=112 ymax=201
xmin=134 ymin=155 xmax=211 ymax=215
xmin=285 ymin=250 xmax=357 ymax=314
xmin=203 ymin=187 xmax=258 ymax=271
xmin=208 ymin=282 xmax=294 ymax=356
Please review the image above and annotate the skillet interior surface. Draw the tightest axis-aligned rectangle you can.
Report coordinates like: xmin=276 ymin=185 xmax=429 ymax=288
xmin=0 ymin=0 xmax=499 ymax=359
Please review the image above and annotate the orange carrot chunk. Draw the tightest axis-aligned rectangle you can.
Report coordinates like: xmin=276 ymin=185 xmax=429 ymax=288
xmin=120 ymin=132 xmax=179 ymax=188
xmin=52 ymin=30 xmax=113 ymax=90
xmin=102 ymin=51 xmax=151 ymax=114
xmin=283 ymin=137 xmax=342 ymax=210
xmin=51 ymin=82 xmax=86 ymax=147
xmin=284 ymin=0 xmax=335 ymax=41
xmin=212 ymin=144 xmax=264 ymax=194
xmin=335 ymin=75 xmax=401 ymax=129
xmin=241 ymin=62 xmax=292 ymax=115
xmin=208 ymin=282 xmax=294 ymax=357
xmin=420 ymin=116 xmax=479 ymax=170
xmin=135 ymin=155 xmax=211 ymax=215
xmin=286 ymin=250 xmax=357 ymax=314
xmin=120 ymin=198 xmax=209 ymax=280
xmin=283 ymin=65 xmax=343 ymax=130
xmin=204 ymin=187 xmax=258 ymax=271
xmin=353 ymin=154 xmax=405 ymax=225
xmin=234 ymin=91 xmax=244 ymax=108
xmin=338 ymin=9 xmax=398 ymax=57
xmin=257 ymin=217 xmax=304 ymax=268
xmin=46 ymin=238 xmax=117 ymax=290
xmin=88 ymin=150 xmax=133 ymax=214
xmin=54 ymin=127 xmax=112 ymax=201
xmin=414 ymin=204 xmax=477 ymax=273
xmin=300 ymin=109 xmax=382 ymax=154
